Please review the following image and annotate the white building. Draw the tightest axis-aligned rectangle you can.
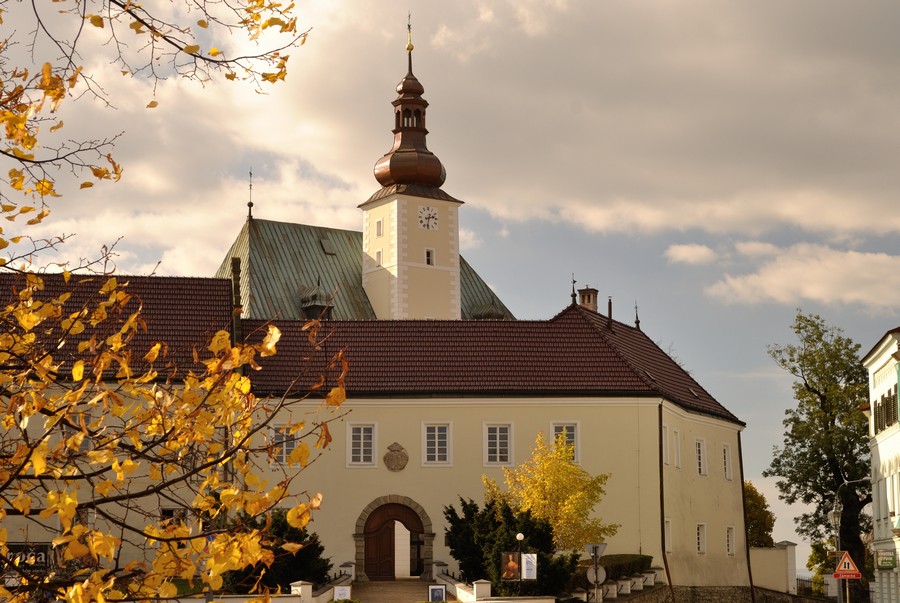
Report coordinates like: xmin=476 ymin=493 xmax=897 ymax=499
xmin=863 ymin=328 xmax=900 ymax=603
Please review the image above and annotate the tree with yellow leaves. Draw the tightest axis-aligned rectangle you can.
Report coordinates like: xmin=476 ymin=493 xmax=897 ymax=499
xmin=0 ymin=267 xmax=347 ymax=602
xmin=484 ymin=432 xmax=619 ymax=551
xmin=2 ymin=0 xmax=307 ymax=206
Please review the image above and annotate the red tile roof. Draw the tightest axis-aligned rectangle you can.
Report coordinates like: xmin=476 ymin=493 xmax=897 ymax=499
xmin=0 ymin=273 xmax=740 ymax=424
xmin=246 ymin=305 xmax=742 ymax=425
xmin=0 ymin=273 xmax=233 ymax=375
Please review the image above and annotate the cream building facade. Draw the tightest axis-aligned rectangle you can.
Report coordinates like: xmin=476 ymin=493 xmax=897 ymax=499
xmin=211 ymin=37 xmax=753 ymax=591
xmin=863 ymin=328 xmax=900 ymax=603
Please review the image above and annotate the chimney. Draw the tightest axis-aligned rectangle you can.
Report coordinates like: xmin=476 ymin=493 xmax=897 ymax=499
xmin=578 ymin=286 xmax=599 ymax=313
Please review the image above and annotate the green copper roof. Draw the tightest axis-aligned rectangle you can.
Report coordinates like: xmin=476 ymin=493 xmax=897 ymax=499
xmin=215 ymin=218 xmax=514 ymax=321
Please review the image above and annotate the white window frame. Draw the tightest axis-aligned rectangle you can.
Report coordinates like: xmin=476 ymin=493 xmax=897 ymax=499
xmin=664 ymin=518 xmax=672 ymax=553
xmin=722 ymin=443 xmax=733 ymax=480
xmin=673 ymin=429 xmax=682 ymax=468
xmin=726 ymin=525 xmax=736 ymax=555
xmin=662 ymin=424 xmax=669 ymax=465
xmin=273 ymin=426 xmax=296 ymax=464
xmin=348 ymin=423 xmax=376 ymax=467
xmin=375 ymin=218 xmax=384 ymax=238
xmin=695 ymin=438 xmax=708 ymax=476
xmin=423 ymin=422 xmax=452 ymax=465
xmin=552 ymin=422 xmax=579 ymax=462
xmin=425 ymin=248 xmax=435 ymax=266
xmin=696 ymin=523 xmax=707 ymax=555
xmin=484 ymin=423 xmax=512 ymax=466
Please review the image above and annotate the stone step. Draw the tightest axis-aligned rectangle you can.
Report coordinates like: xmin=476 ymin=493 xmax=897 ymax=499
xmin=348 ymin=579 xmax=455 ymax=603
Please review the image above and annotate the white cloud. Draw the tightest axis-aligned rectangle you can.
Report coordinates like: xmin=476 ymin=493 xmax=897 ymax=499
xmin=735 ymin=241 xmax=780 ymax=258
xmin=707 ymin=244 xmax=900 ymax=310
xmin=665 ymin=244 xmax=717 ymax=265
xmin=459 ymin=228 xmax=481 ymax=251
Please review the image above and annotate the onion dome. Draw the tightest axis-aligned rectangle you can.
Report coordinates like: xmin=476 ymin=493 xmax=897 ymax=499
xmin=372 ymin=31 xmax=447 ymax=189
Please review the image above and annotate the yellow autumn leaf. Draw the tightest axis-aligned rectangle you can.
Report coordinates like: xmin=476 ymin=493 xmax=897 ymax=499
xmin=197 ymin=19 xmax=209 ymax=28
xmin=26 ymin=209 xmax=51 ymax=224
xmin=34 ymin=180 xmax=59 ymax=198
xmin=147 ymin=100 xmax=158 ymax=109
xmin=261 ymin=324 xmax=281 ymax=356
xmin=183 ymin=44 xmax=200 ymax=55
xmin=225 ymin=72 xmax=236 ymax=81
xmin=88 ymin=14 xmax=104 ymax=28
xmin=309 ymin=492 xmax=323 ymax=509
xmin=79 ymin=181 xmax=94 ymax=189
xmin=144 ymin=343 xmax=161 ymax=363
xmin=30 ymin=440 xmax=48 ymax=476
xmin=315 ymin=423 xmax=332 ymax=449
xmin=50 ymin=121 xmax=64 ymax=133
xmin=209 ymin=330 xmax=231 ymax=354
xmin=286 ymin=503 xmax=310 ymax=528
xmin=72 ymin=360 xmax=84 ymax=382
xmin=210 ymin=47 xmax=220 ymax=57
xmin=129 ymin=20 xmax=145 ymax=34
xmin=287 ymin=442 xmax=309 ymax=467
xmin=325 ymin=385 xmax=345 ymax=407
xmin=282 ymin=542 xmax=303 ymax=554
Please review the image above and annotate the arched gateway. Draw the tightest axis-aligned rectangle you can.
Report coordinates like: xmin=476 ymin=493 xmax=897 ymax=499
xmin=354 ymin=496 xmax=434 ymax=581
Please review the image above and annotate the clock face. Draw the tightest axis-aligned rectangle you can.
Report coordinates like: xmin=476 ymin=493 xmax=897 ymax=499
xmin=418 ymin=206 xmax=438 ymax=230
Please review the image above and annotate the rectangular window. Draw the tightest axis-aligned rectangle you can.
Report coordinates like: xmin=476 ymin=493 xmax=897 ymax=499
xmin=424 ymin=423 xmax=451 ymax=464
xmin=722 ymin=444 xmax=733 ymax=480
xmin=695 ymin=438 xmax=707 ymax=476
xmin=673 ymin=429 xmax=682 ymax=468
xmin=485 ymin=424 xmax=511 ymax=465
xmin=349 ymin=424 xmax=375 ymax=466
xmin=553 ymin=422 xmax=578 ymax=461
xmin=425 ymin=248 xmax=435 ymax=266
xmin=696 ymin=523 xmax=707 ymax=554
xmin=375 ymin=250 xmax=382 ymax=266
xmin=662 ymin=424 xmax=669 ymax=465
xmin=273 ymin=427 xmax=296 ymax=464
xmin=376 ymin=219 xmax=383 ymax=237
xmin=726 ymin=525 xmax=736 ymax=555
xmin=664 ymin=518 xmax=672 ymax=553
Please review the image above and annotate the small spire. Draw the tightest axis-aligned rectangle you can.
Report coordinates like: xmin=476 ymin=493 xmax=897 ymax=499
xmin=634 ymin=300 xmax=641 ymax=330
xmin=247 ymin=168 xmax=254 ymax=220
xmin=406 ymin=13 xmax=414 ymax=73
xmin=571 ymin=274 xmax=576 ymax=305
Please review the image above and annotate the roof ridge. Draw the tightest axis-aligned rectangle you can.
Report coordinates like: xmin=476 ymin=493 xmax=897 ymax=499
xmin=566 ymin=305 xmax=660 ymax=391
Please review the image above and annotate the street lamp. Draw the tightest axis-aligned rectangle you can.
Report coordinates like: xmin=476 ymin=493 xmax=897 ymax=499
xmin=516 ymin=533 xmax=525 ymax=595
xmin=829 ymin=497 xmax=843 ymax=603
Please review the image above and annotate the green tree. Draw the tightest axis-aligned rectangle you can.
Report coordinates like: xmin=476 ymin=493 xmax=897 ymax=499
xmin=744 ymin=481 xmax=776 ymax=547
xmin=763 ymin=310 xmax=871 ymax=599
xmin=223 ymin=509 xmax=332 ymax=594
xmin=484 ymin=432 xmax=618 ymax=551
xmin=444 ymin=498 xmax=578 ymax=597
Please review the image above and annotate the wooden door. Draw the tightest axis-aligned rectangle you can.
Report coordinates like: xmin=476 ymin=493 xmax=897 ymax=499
xmin=364 ymin=504 xmax=424 ymax=581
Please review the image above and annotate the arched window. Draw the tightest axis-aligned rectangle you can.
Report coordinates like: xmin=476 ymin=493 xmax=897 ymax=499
xmin=395 ymin=110 xmax=401 ymax=130
xmin=402 ymin=108 xmax=412 ymax=127
xmin=413 ymin=109 xmax=422 ymax=127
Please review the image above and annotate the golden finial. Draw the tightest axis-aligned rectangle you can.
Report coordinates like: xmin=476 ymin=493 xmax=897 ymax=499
xmin=406 ymin=12 xmax=414 ymax=52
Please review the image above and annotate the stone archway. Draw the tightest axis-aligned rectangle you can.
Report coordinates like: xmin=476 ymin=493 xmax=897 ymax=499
xmin=354 ymin=495 xmax=434 ymax=581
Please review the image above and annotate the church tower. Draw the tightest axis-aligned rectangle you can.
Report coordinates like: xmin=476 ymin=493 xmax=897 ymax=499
xmin=360 ymin=26 xmax=463 ymax=320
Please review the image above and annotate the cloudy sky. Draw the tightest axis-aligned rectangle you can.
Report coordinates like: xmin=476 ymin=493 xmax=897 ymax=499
xmin=13 ymin=0 xmax=900 ymax=569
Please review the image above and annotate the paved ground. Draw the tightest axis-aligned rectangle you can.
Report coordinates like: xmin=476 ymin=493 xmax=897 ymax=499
xmin=348 ymin=579 xmax=455 ymax=603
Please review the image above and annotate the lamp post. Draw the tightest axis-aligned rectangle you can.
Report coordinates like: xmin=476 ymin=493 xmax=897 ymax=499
xmin=829 ymin=498 xmax=843 ymax=603
xmin=516 ymin=533 xmax=524 ymax=595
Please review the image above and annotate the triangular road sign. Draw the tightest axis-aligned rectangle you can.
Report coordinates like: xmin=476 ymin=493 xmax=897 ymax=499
xmin=833 ymin=551 xmax=862 ymax=579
